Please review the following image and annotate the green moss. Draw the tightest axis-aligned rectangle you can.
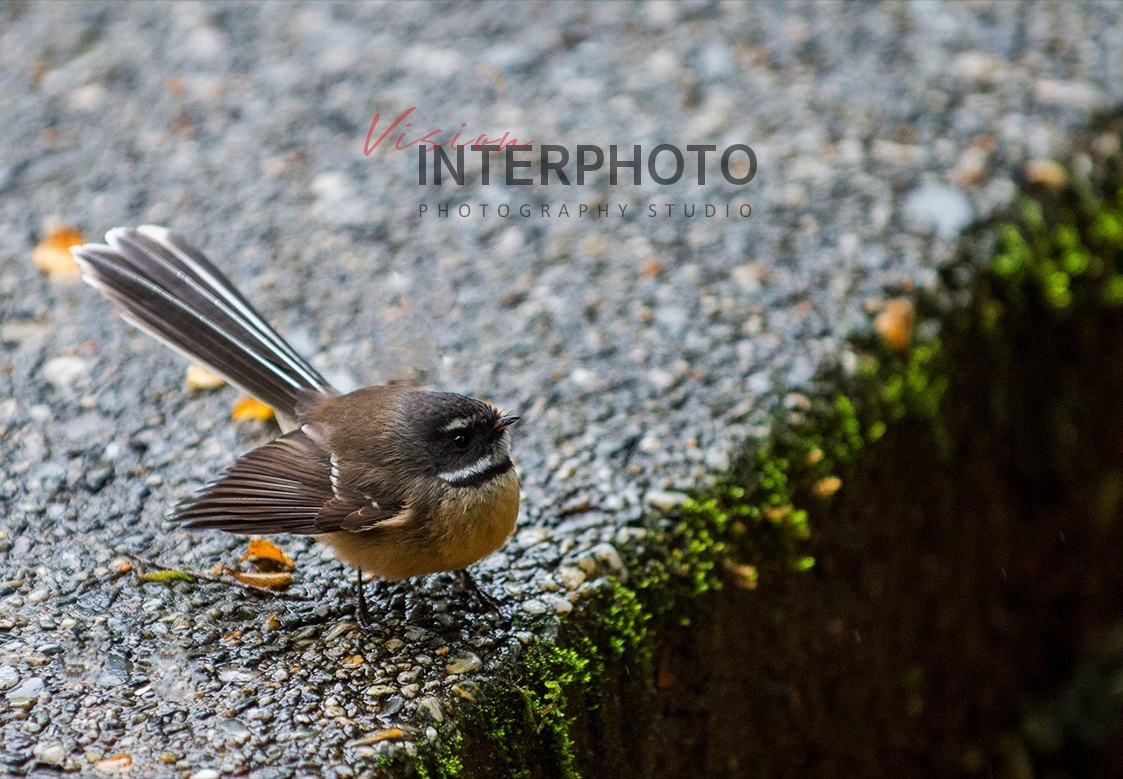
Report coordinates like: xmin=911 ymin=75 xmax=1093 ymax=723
xmin=405 ymin=138 xmax=1123 ymax=777
xmin=407 ymin=582 xmax=653 ymax=779
xmin=415 ymin=733 xmax=465 ymax=779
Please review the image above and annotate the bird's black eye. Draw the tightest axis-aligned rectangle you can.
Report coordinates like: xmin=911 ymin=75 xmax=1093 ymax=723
xmin=452 ymin=434 xmax=469 ymax=450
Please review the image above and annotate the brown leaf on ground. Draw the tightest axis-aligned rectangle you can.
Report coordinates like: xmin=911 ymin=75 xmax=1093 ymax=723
xmin=875 ymin=297 xmax=916 ymax=353
xmin=223 ymin=568 xmax=293 ymax=590
xmin=231 ymin=397 xmax=275 ymax=422
xmin=348 ymin=728 xmax=409 ymax=747
xmin=240 ymin=538 xmax=296 ymax=572
xmin=33 ymin=226 xmax=85 ymax=283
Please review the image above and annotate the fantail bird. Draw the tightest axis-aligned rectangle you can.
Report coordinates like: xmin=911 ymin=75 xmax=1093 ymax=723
xmin=71 ymin=226 xmax=520 ymax=623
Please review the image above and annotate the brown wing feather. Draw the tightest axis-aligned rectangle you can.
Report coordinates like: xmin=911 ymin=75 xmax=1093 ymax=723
xmin=318 ymin=498 xmax=403 ymax=533
xmin=175 ymin=430 xmax=335 ymax=534
xmin=175 ymin=429 xmax=405 ymax=536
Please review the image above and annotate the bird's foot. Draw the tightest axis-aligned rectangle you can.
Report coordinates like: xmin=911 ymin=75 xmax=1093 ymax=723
xmin=455 ymin=569 xmax=501 ymax=614
xmin=353 ymin=569 xmax=386 ymax=635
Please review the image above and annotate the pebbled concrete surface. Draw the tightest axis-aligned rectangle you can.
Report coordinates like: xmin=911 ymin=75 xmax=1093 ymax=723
xmin=0 ymin=1 xmax=1121 ymax=776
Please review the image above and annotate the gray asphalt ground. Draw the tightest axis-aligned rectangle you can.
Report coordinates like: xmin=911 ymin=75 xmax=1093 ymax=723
xmin=1 ymin=2 xmax=1121 ymax=776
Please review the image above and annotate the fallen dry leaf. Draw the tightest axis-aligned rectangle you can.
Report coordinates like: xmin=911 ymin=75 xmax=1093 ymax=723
xmin=341 ymin=654 xmax=366 ymax=669
xmin=224 ymin=567 xmax=293 ymax=590
xmin=241 ymin=538 xmax=295 ymax=572
xmin=348 ymin=728 xmax=408 ymax=747
xmin=656 ymin=663 xmax=677 ymax=689
xmin=813 ymin=475 xmax=842 ymax=498
xmin=231 ymin=397 xmax=275 ymax=422
xmin=1026 ymin=158 xmax=1067 ymax=189
xmin=874 ymin=298 xmax=915 ymax=353
xmin=185 ymin=364 xmax=225 ymax=391
xmin=763 ymin=505 xmax=793 ymax=522
xmin=33 ymin=226 xmax=85 ymax=282
xmin=723 ymin=560 xmax=759 ymax=590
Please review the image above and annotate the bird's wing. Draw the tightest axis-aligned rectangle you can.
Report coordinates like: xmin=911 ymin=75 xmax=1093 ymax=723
xmin=175 ymin=430 xmax=403 ymax=535
xmin=174 ymin=430 xmax=333 ymax=534
xmin=314 ymin=464 xmax=406 ymax=534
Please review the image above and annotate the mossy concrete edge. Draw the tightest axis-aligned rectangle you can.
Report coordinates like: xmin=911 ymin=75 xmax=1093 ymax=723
xmin=393 ymin=126 xmax=1123 ymax=777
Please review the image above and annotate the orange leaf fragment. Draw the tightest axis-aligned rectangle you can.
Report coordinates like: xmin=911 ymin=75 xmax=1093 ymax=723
xmin=241 ymin=538 xmax=295 ymax=572
xmin=656 ymin=665 xmax=676 ymax=689
xmin=723 ymin=560 xmax=759 ymax=590
xmin=813 ymin=476 xmax=842 ymax=498
xmin=874 ymin=298 xmax=915 ymax=353
xmin=231 ymin=397 xmax=275 ymax=422
xmin=224 ymin=568 xmax=293 ymax=590
xmin=33 ymin=226 xmax=85 ymax=282
xmin=349 ymin=728 xmax=408 ymax=747
xmin=1026 ymin=159 xmax=1067 ymax=189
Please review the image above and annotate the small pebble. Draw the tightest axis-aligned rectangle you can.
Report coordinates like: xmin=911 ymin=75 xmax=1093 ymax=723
xmin=645 ymin=490 xmax=689 ymax=510
xmin=40 ymin=356 xmax=90 ymax=389
xmin=451 ymin=681 xmax=483 ymax=703
xmin=591 ymin=542 xmax=629 ymax=582
xmin=5 ymin=676 xmax=45 ymax=704
xmin=555 ymin=566 xmax=587 ymax=590
xmin=417 ymin=696 xmax=443 ymax=723
xmin=444 ymin=652 xmax=482 ymax=675
xmin=403 ymin=626 xmax=427 ymax=642
xmin=324 ymin=621 xmax=357 ymax=642
xmin=33 ymin=741 xmax=66 ymax=765
xmin=1034 ymin=78 xmax=1103 ymax=110
xmin=521 ymin=599 xmax=549 ymax=615
xmin=902 ymin=183 xmax=973 ymax=238
xmin=516 ymin=527 xmax=549 ymax=547
xmin=549 ymin=596 xmax=574 ymax=615
xmin=0 ymin=666 xmax=19 ymax=690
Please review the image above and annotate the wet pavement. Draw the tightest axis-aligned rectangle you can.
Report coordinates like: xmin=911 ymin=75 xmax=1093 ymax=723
xmin=1 ymin=2 xmax=1121 ymax=776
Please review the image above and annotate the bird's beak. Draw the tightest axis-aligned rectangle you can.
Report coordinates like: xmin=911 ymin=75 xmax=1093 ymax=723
xmin=496 ymin=414 xmax=520 ymax=431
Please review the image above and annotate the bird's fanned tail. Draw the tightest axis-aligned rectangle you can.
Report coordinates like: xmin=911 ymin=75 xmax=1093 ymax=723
xmin=71 ymin=226 xmax=335 ymax=421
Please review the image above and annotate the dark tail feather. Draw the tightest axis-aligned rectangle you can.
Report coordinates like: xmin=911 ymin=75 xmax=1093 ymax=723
xmin=72 ymin=226 xmax=334 ymax=418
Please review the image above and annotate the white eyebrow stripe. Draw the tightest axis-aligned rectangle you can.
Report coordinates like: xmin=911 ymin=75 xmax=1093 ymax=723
xmin=439 ymin=417 xmax=476 ymax=434
xmin=438 ymin=450 xmax=505 ymax=484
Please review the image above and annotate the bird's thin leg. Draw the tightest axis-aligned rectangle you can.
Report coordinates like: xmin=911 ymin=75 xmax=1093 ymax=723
xmin=354 ymin=568 xmax=376 ymax=631
xmin=455 ymin=569 xmax=501 ymax=613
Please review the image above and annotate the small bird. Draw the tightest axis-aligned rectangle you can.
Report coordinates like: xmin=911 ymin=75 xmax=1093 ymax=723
xmin=71 ymin=226 xmax=520 ymax=624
